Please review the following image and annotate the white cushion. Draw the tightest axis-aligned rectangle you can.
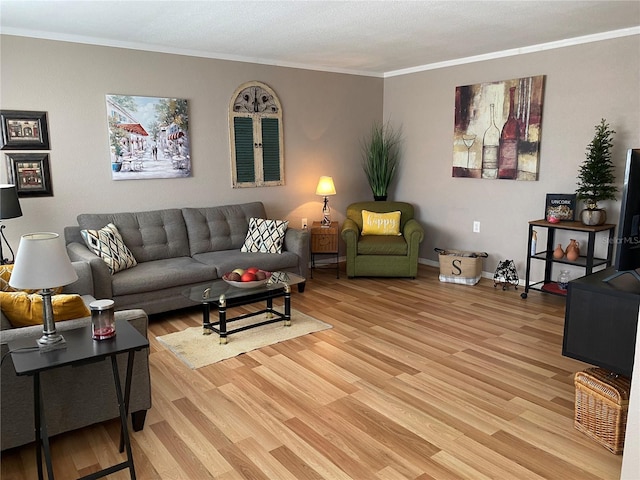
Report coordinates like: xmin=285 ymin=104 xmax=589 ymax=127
xmin=241 ymin=218 xmax=288 ymax=254
xmin=81 ymin=223 xmax=137 ymax=273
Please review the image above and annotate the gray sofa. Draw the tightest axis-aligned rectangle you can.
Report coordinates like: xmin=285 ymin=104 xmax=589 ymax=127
xmin=64 ymin=202 xmax=309 ymax=315
xmin=1 ymin=262 xmax=152 ymax=451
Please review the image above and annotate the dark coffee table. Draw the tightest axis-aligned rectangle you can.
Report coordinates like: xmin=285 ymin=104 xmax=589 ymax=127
xmin=183 ymin=271 xmax=306 ymax=344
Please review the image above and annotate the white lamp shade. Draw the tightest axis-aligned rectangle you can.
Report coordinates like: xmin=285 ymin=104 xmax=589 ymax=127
xmin=315 ymin=176 xmax=336 ymax=196
xmin=9 ymin=232 xmax=78 ymax=290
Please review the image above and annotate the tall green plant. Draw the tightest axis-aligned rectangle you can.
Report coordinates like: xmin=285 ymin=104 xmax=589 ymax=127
xmin=362 ymin=122 xmax=402 ymax=198
xmin=576 ymin=119 xmax=617 ymax=209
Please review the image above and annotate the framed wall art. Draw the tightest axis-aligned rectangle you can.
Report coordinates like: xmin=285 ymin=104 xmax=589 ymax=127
xmin=5 ymin=152 xmax=53 ymax=197
xmin=453 ymin=75 xmax=545 ymax=181
xmin=106 ymin=94 xmax=191 ymax=180
xmin=1 ymin=110 xmax=50 ymax=150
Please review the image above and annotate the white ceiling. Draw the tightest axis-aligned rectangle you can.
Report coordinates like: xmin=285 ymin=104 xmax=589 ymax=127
xmin=1 ymin=1 xmax=639 ymax=77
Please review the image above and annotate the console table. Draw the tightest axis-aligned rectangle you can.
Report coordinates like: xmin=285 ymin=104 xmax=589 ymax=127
xmin=9 ymin=319 xmax=149 ymax=480
xmin=563 ymin=267 xmax=639 ymax=377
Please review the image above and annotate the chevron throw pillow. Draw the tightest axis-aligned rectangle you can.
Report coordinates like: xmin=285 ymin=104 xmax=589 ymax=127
xmin=241 ymin=218 xmax=289 ymax=254
xmin=81 ymin=223 xmax=137 ymax=273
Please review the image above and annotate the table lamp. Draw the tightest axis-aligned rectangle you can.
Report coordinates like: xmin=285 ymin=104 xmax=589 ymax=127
xmin=0 ymin=184 xmax=23 ymax=265
xmin=9 ymin=232 xmax=78 ymax=350
xmin=315 ymin=176 xmax=336 ymax=227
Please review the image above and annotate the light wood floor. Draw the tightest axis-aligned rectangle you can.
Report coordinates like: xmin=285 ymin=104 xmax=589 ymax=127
xmin=1 ymin=265 xmax=624 ymax=479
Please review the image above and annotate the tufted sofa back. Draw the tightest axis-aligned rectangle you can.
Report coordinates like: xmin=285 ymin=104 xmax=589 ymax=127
xmin=182 ymin=202 xmax=266 ymax=254
xmin=76 ymin=209 xmax=190 ymax=262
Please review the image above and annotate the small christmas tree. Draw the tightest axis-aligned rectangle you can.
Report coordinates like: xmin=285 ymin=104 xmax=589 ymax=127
xmin=576 ymin=119 xmax=617 ymax=209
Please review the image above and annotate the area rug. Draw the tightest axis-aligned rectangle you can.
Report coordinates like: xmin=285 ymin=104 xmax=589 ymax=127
xmin=156 ymin=309 xmax=332 ymax=369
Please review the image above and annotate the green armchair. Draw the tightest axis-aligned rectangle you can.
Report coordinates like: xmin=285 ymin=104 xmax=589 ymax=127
xmin=341 ymin=201 xmax=425 ymax=278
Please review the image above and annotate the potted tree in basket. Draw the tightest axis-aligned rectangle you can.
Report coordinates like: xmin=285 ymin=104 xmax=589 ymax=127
xmin=575 ymin=119 xmax=617 ymax=226
xmin=362 ymin=121 xmax=402 ymax=201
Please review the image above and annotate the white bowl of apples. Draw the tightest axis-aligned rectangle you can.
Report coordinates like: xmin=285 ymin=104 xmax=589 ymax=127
xmin=222 ymin=267 xmax=272 ymax=288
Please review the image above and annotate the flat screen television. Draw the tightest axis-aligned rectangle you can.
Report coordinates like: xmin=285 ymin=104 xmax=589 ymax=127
xmin=604 ymin=148 xmax=640 ymax=283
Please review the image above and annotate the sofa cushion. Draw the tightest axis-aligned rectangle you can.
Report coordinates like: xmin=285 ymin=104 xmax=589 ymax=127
xmin=241 ymin=218 xmax=288 ymax=253
xmin=182 ymin=202 xmax=267 ymax=254
xmin=0 ymin=292 xmax=91 ymax=327
xmin=193 ymin=249 xmax=300 ymax=277
xmin=356 ymin=235 xmax=408 ymax=255
xmin=361 ymin=210 xmax=402 ymax=236
xmin=77 ymin=209 xmax=190 ymax=262
xmin=110 ymin=257 xmax=218 ymax=296
xmin=81 ymin=223 xmax=138 ymax=273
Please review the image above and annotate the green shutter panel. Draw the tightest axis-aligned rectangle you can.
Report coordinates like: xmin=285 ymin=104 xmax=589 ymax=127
xmin=261 ymin=118 xmax=281 ymax=182
xmin=234 ymin=117 xmax=255 ymax=183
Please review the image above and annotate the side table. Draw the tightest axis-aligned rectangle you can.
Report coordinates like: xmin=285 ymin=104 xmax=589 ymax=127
xmin=310 ymin=221 xmax=339 ymax=278
xmin=9 ymin=319 xmax=149 ymax=480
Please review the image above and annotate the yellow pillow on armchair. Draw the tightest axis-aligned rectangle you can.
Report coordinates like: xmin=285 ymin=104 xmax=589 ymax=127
xmin=361 ymin=210 xmax=402 ymax=236
xmin=0 ymin=291 xmax=90 ymax=328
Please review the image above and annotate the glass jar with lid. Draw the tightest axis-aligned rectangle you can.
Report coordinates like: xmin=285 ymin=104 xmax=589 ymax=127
xmin=557 ymin=270 xmax=570 ymax=290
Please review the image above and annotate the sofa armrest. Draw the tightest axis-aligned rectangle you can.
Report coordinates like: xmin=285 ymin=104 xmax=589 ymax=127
xmin=62 ymin=261 xmax=95 ymax=297
xmin=341 ymin=219 xmax=360 ymax=278
xmin=66 ymin=242 xmax=113 ymax=299
xmin=341 ymin=218 xmax=360 ymax=248
xmin=283 ymin=227 xmax=310 ymax=279
xmin=403 ymin=218 xmax=425 ymax=247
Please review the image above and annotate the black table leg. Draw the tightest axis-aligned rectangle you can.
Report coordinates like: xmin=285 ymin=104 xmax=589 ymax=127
xmin=218 ymin=294 xmax=227 ymax=344
xmin=119 ymin=351 xmax=136 ymax=453
xmin=110 ymin=354 xmax=136 ymax=480
xmin=34 ymin=372 xmax=56 ymax=480
xmin=283 ymin=284 xmax=291 ymax=326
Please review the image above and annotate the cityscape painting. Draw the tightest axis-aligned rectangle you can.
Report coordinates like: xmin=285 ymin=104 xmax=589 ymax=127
xmin=106 ymin=94 xmax=191 ymax=180
xmin=453 ymin=75 xmax=545 ymax=181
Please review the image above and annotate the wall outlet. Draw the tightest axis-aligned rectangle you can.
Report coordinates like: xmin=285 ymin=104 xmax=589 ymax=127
xmin=302 ymin=218 xmax=308 ymax=229
xmin=473 ymin=221 xmax=480 ymax=233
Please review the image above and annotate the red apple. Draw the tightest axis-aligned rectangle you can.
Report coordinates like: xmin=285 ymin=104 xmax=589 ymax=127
xmin=246 ymin=266 xmax=260 ymax=274
xmin=241 ymin=272 xmax=257 ymax=282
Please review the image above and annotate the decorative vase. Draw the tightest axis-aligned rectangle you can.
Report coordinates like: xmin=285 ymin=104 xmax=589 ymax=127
xmin=112 ymin=162 xmax=122 ymax=172
xmin=566 ymin=239 xmax=580 ymax=261
xmin=580 ymin=208 xmax=606 ymax=226
xmin=553 ymin=244 xmax=564 ymax=259
xmin=374 ymin=195 xmax=387 ymax=201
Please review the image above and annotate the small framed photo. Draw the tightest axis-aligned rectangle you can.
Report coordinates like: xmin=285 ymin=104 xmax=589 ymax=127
xmin=1 ymin=110 xmax=50 ymax=150
xmin=545 ymin=193 xmax=576 ymax=221
xmin=5 ymin=152 xmax=53 ymax=197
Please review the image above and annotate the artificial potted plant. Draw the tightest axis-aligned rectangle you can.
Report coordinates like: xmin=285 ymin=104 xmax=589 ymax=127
xmin=362 ymin=121 xmax=402 ymax=201
xmin=575 ymin=119 xmax=617 ymax=226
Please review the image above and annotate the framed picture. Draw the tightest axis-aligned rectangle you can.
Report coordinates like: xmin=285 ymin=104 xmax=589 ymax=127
xmin=1 ymin=110 xmax=50 ymax=150
xmin=106 ymin=94 xmax=191 ymax=180
xmin=545 ymin=193 xmax=576 ymax=221
xmin=5 ymin=153 xmax=53 ymax=197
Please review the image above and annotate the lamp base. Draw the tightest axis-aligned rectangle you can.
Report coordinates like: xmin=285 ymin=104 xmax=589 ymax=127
xmin=37 ymin=333 xmax=66 ymax=352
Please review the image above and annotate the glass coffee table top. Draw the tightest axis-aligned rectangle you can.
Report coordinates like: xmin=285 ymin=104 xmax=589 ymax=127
xmin=183 ymin=271 xmax=306 ymax=304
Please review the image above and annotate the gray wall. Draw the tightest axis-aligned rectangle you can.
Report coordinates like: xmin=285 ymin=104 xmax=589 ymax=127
xmin=0 ymin=35 xmax=382 ymax=249
xmin=1 ymin=34 xmax=639 ymax=276
xmin=384 ymin=35 xmax=640 ymax=275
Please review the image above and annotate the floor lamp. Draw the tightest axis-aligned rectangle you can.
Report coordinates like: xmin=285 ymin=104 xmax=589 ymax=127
xmin=0 ymin=184 xmax=23 ymax=265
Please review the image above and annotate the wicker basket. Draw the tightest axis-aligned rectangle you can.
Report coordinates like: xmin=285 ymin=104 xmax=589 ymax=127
xmin=574 ymin=367 xmax=631 ymax=454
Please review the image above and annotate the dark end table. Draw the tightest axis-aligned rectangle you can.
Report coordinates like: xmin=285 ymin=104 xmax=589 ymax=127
xmin=9 ymin=319 xmax=149 ymax=480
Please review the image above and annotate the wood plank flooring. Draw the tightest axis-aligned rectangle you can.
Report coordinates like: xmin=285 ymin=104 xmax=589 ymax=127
xmin=1 ymin=265 xmax=624 ymax=479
